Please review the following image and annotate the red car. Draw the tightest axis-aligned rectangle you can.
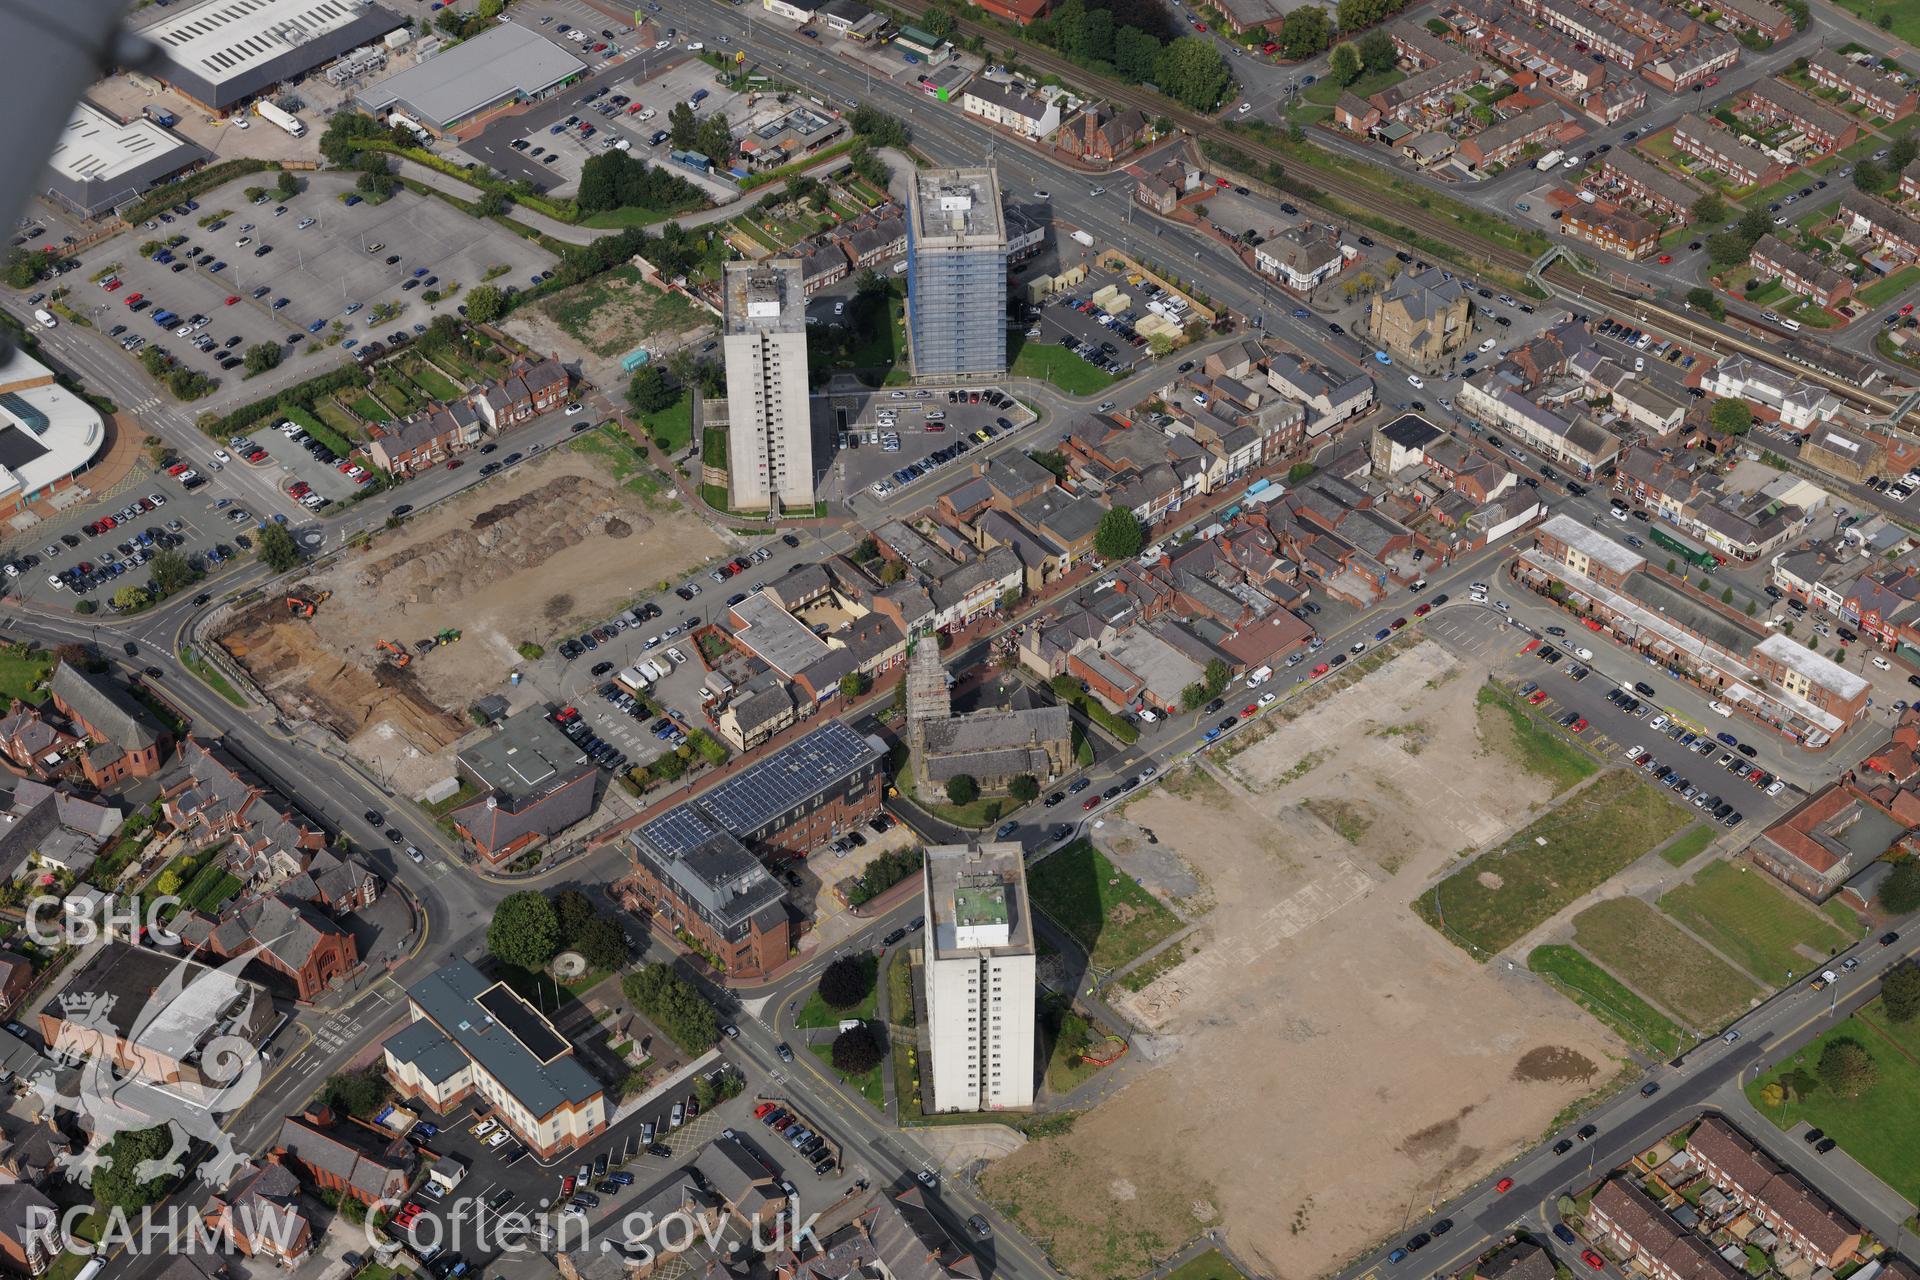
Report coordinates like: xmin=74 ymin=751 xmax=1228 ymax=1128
xmin=1582 ymin=1252 xmax=1605 ymax=1271
xmin=753 ymin=1102 xmax=775 ymax=1118
xmin=1082 ymin=796 xmax=1099 ymax=810
xmin=1311 ymin=662 xmax=1330 ymax=676
xmin=124 ymin=292 xmax=142 ymax=305
xmin=1242 ymin=704 xmax=1257 ymax=717
xmin=446 ymin=458 xmax=463 ymax=470
xmin=1495 ymin=1178 xmax=1514 ymax=1194
xmin=1390 ymin=617 xmax=1407 ymax=630
xmin=1657 ymin=254 xmax=1672 ymax=264
xmin=1194 ymin=21 xmax=1207 ymax=30
xmin=561 ymin=1176 xmax=576 ymax=1197
xmin=555 ymin=706 xmax=579 ymax=724
xmin=1414 ymin=603 xmax=1432 ymax=616
xmin=224 ymin=294 xmax=240 ymax=306
xmin=104 ymin=279 xmax=122 ymax=292
xmin=166 ymin=463 xmax=189 ymax=477
xmin=1261 ymin=40 xmax=1278 ymax=52
xmin=1903 ymin=302 xmax=1916 ymax=315
xmin=1527 ymin=690 xmax=1549 ymax=705
xmin=1570 ymin=718 xmax=1589 ymax=733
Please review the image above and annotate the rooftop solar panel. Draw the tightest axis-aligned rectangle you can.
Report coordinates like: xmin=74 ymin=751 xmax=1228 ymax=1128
xmin=643 ymin=806 xmax=720 ymax=859
xmin=476 ymin=983 xmax=567 ymax=1063
xmin=696 ymin=721 xmax=876 ymax=834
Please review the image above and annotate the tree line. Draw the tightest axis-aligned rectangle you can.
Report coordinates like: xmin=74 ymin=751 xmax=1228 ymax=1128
xmin=1023 ymin=0 xmax=1232 ymax=112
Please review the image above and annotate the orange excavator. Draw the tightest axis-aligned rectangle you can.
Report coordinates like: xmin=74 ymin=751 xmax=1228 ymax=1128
xmin=376 ymin=638 xmax=411 ymax=668
xmin=285 ymin=590 xmax=332 ymax=618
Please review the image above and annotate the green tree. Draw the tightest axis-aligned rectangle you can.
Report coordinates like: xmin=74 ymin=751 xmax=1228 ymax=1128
xmin=476 ymin=189 xmax=511 ymax=217
xmin=1686 ymin=286 xmax=1725 ymax=320
xmin=831 ymin=1024 xmax=884 ymax=1074
xmin=150 ymin=549 xmax=194 ymax=595
xmin=1009 ymin=774 xmax=1040 ymax=803
xmin=839 ymin=671 xmax=870 ymax=699
xmin=112 ymin=585 xmax=150 ymax=612
xmin=243 ymin=342 xmax=283 ymax=375
xmin=1181 ymin=682 xmax=1208 ymax=711
xmin=1328 ymin=42 xmax=1363 ymax=86
xmin=669 ymin=102 xmax=699 ymax=150
xmin=1816 ymin=1037 xmax=1878 ymax=1098
xmin=555 ymin=889 xmax=597 ymax=941
xmin=1203 ymin=657 xmax=1231 ymax=697
xmin=622 ymin=964 xmax=718 ymax=1053
xmin=465 ymin=284 xmax=506 ymax=325
xmin=356 ymin=169 xmax=396 ymax=198
xmin=575 ymin=916 xmax=630 ymax=972
xmin=1736 ymin=207 xmax=1774 ymax=242
xmin=1094 ymin=507 xmax=1145 ymax=560
xmin=1279 ymin=6 xmax=1331 ymax=57
xmin=1853 ymin=159 xmax=1888 ymax=193
xmin=255 ymin=522 xmax=302 ymax=572
xmin=945 ymin=774 xmax=979 ymax=806
xmin=1357 ymin=27 xmax=1396 ymax=70
xmin=1882 ymin=860 xmax=1920 ymax=914
xmin=275 ymin=169 xmax=299 ymax=199
xmin=95 ymin=1126 xmax=178 ymax=1211
xmin=1707 ymin=231 xmax=1756 ymax=266
xmin=1721 ymin=587 xmax=1734 ymax=604
xmin=627 ymin=364 xmax=678 ymax=415
xmin=1154 ymin=36 xmax=1232 ymax=112
xmin=1708 ymin=398 xmax=1753 ymax=436
xmin=819 ymin=955 xmax=874 ymax=1009
xmin=1882 ymin=959 xmax=1920 ymax=1023
xmin=1114 ymin=26 xmax=1163 ymax=81
xmin=850 ymin=104 xmax=911 ymax=148
xmin=1891 ymin=131 xmax=1919 ymax=173
xmin=1691 ymin=193 xmax=1727 ymax=225
xmin=696 ymin=113 xmax=734 ymax=163
xmin=319 ymin=1065 xmax=393 ymax=1118
xmin=488 ymin=891 xmax=560 ymax=972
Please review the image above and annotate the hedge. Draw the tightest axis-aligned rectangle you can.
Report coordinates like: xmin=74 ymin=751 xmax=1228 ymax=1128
xmin=344 ymin=141 xmax=581 ymax=224
xmin=280 ymin=405 xmax=355 ymax=458
xmin=1051 ymin=678 xmax=1140 ymax=744
xmin=196 ymin=363 xmax=361 ymax=439
xmin=123 ymin=160 xmax=278 ymax=226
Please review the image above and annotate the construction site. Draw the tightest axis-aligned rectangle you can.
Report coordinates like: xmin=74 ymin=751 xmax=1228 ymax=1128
xmin=217 ymin=447 xmax=726 ymax=793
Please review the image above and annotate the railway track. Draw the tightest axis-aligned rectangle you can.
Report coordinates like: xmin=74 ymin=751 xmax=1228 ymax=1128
xmin=886 ymin=0 xmax=1540 ymax=278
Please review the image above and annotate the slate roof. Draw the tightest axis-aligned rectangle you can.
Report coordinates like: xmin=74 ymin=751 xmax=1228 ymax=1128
xmin=49 ymin=664 xmax=161 ymax=751
xmin=276 ymin=1114 xmax=411 ymax=1201
xmin=401 ymin=959 xmax=601 ymax=1118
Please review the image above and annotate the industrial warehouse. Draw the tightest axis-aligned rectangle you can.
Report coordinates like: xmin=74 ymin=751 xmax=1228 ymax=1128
xmin=43 ymin=101 xmax=210 ymax=217
xmin=355 ymin=22 xmax=586 ymax=135
xmin=138 ymin=0 xmax=404 ymax=112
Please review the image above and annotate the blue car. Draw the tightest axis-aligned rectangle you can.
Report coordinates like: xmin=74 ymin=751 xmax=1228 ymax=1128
xmin=1373 ymin=350 xmax=1393 ymax=365
xmin=550 ymin=123 xmax=566 ymax=134
xmin=1292 ymin=307 xmax=1310 ymax=319
xmin=209 ymin=261 xmax=226 ymax=273
xmin=344 ymin=194 xmax=362 ymax=206
xmin=412 ymin=267 xmax=428 ymax=278
xmin=308 ymin=319 xmax=325 ymax=333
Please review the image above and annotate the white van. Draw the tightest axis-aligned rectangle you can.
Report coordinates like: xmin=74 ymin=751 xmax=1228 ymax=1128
xmin=1246 ymin=665 xmax=1273 ymax=687
xmin=1780 ymin=317 xmax=1803 ymax=331
xmin=32 ymin=309 xmax=56 ymax=329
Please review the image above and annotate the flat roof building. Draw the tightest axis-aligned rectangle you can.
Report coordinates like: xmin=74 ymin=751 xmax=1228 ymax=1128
xmin=383 ymin=959 xmax=606 ymax=1158
xmin=923 ymin=841 xmax=1035 ymax=1113
xmin=142 ymin=0 xmax=405 ymax=111
xmin=43 ymin=102 xmax=211 ymax=218
xmin=0 ymin=350 xmax=108 ymax=518
xmin=450 ymin=708 xmax=597 ymax=863
xmin=356 ymin=21 xmax=586 ymax=133
xmin=907 ymin=167 xmax=1008 ymax=378
xmin=720 ymin=260 xmax=814 ymax=513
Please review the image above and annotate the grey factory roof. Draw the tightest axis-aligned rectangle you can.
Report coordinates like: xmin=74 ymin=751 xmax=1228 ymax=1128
xmin=402 ymin=959 xmax=601 ymax=1118
xmin=456 ymin=708 xmax=591 ymax=804
xmin=44 ymin=102 xmax=211 ymax=218
xmin=730 ymin=591 xmax=831 ymax=677
xmin=145 ymin=0 xmax=405 ymax=109
xmin=357 ymin=21 xmax=585 ymax=127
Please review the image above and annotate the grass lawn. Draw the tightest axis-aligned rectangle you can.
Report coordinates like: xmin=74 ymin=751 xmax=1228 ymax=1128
xmin=1304 ymin=67 xmax=1403 ymax=106
xmin=1528 ymin=944 xmax=1689 ymax=1056
xmin=1658 ymin=859 xmax=1854 ymax=983
xmin=1163 ymin=1252 xmax=1252 ymax=1280
xmin=810 ymin=1039 xmax=884 ymax=1108
xmin=568 ymin=423 xmax=667 ymax=503
xmin=314 ymin=394 xmax=366 ymax=440
xmin=1572 ymin=896 xmax=1761 ymax=1030
xmin=1659 ymin=825 xmax=1716 ymax=868
xmin=1028 ymin=839 xmax=1181 ymax=971
xmin=797 ymin=953 xmax=878 ymax=1027
xmin=1740 ymin=279 xmax=1789 ymax=306
xmin=637 ymin=393 xmax=694 ymax=455
xmin=180 ymin=645 xmax=245 ymax=707
xmin=1010 ymin=339 xmax=1118 ymax=397
xmin=1856 ymin=265 xmax=1920 ymax=308
xmin=0 ymin=643 xmax=53 ymax=704
xmin=404 ymin=358 xmax=463 ymax=401
xmin=1475 ymin=682 xmax=1600 ymax=792
xmin=1744 ymin=997 xmax=1920 ymax=1203
xmin=1042 ymin=1001 xmax=1108 ymax=1094
xmin=1414 ymin=770 xmax=1691 ymax=960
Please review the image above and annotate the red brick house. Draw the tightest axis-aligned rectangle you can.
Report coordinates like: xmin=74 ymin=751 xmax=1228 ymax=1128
xmin=1687 ymin=1116 xmax=1862 ymax=1267
xmin=973 ymin=0 xmax=1051 ymax=23
xmin=367 ymin=399 xmax=481 ymax=479
xmin=478 ymin=358 xmax=570 ymax=431
xmin=205 ymin=1159 xmax=313 ymax=1268
xmin=0 ymin=1184 xmax=58 ymax=1277
xmin=274 ymin=1109 xmax=413 ymax=1207
xmin=0 ymin=953 xmax=33 ymax=1017
xmin=175 ymin=894 xmax=360 ymax=1003
xmin=47 ymin=664 xmax=169 ymax=788
xmin=1054 ymin=104 xmax=1149 ymax=163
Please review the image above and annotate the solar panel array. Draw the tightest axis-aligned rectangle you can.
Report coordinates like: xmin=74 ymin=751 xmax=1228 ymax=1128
xmin=697 ymin=721 xmax=877 ymax=836
xmin=476 ymin=984 xmax=568 ymax=1063
xmin=642 ymin=805 xmax=722 ymax=860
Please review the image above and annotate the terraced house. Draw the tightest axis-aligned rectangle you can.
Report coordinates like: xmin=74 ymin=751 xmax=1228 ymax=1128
xmin=1559 ymin=204 xmax=1659 ymax=260
xmin=1524 ymin=0 xmax=1654 ymax=68
xmin=1747 ymin=234 xmax=1853 ymax=307
xmin=1707 ymin=0 xmax=1793 ymax=40
xmin=1670 ymin=114 xmax=1786 ymax=187
xmin=1458 ymin=103 xmax=1570 ymax=171
xmin=1640 ymin=34 xmax=1739 ymax=94
xmin=1807 ymin=51 xmax=1917 ymax=120
xmin=1838 ymin=193 xmax=1920 ymax=260
xmin=1686 ymin=1116 xmax=1862 ymax=1269
xmin=1586 ymin=1178 xmax=1745 ymax=1280
xmin=959 ymin=79 xmax=1060 ymax=140
xmin=1599 ymin=150 xmax=1701 ymax=219
xmin=1738 ymin=80 xmax=1858 ymax=154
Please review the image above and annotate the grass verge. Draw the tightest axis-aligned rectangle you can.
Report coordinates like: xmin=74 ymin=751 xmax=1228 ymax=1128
xmin=796 ymin=954 xmax=878 ymax=1027
xmin=180 ymin=645 xmax=246 ymax=707
xmin=1527 ymin=943 xmax=1688 ymax=1057
xmin=1658 ymin=858 xmax=1855 ymax=983
xmin=1572 ymin=896 xmax=1760 ymax=1029
xmin=810 ymin=1039 xmax=884 ymax=1108
xmin=1474 ymin=681 xmax=1599 ymax=792
xmin=1659 ymin=825 xmax=1716 ymax=868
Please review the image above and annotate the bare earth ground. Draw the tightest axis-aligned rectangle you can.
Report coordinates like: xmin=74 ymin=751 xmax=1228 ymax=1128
xmin=982 ymin=641 xmax=1625 ymax=1280
xmin=503 ymin=267 xmax=718 ymax=397
xmin=219 ymin=449 xmax=724 ymax=788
